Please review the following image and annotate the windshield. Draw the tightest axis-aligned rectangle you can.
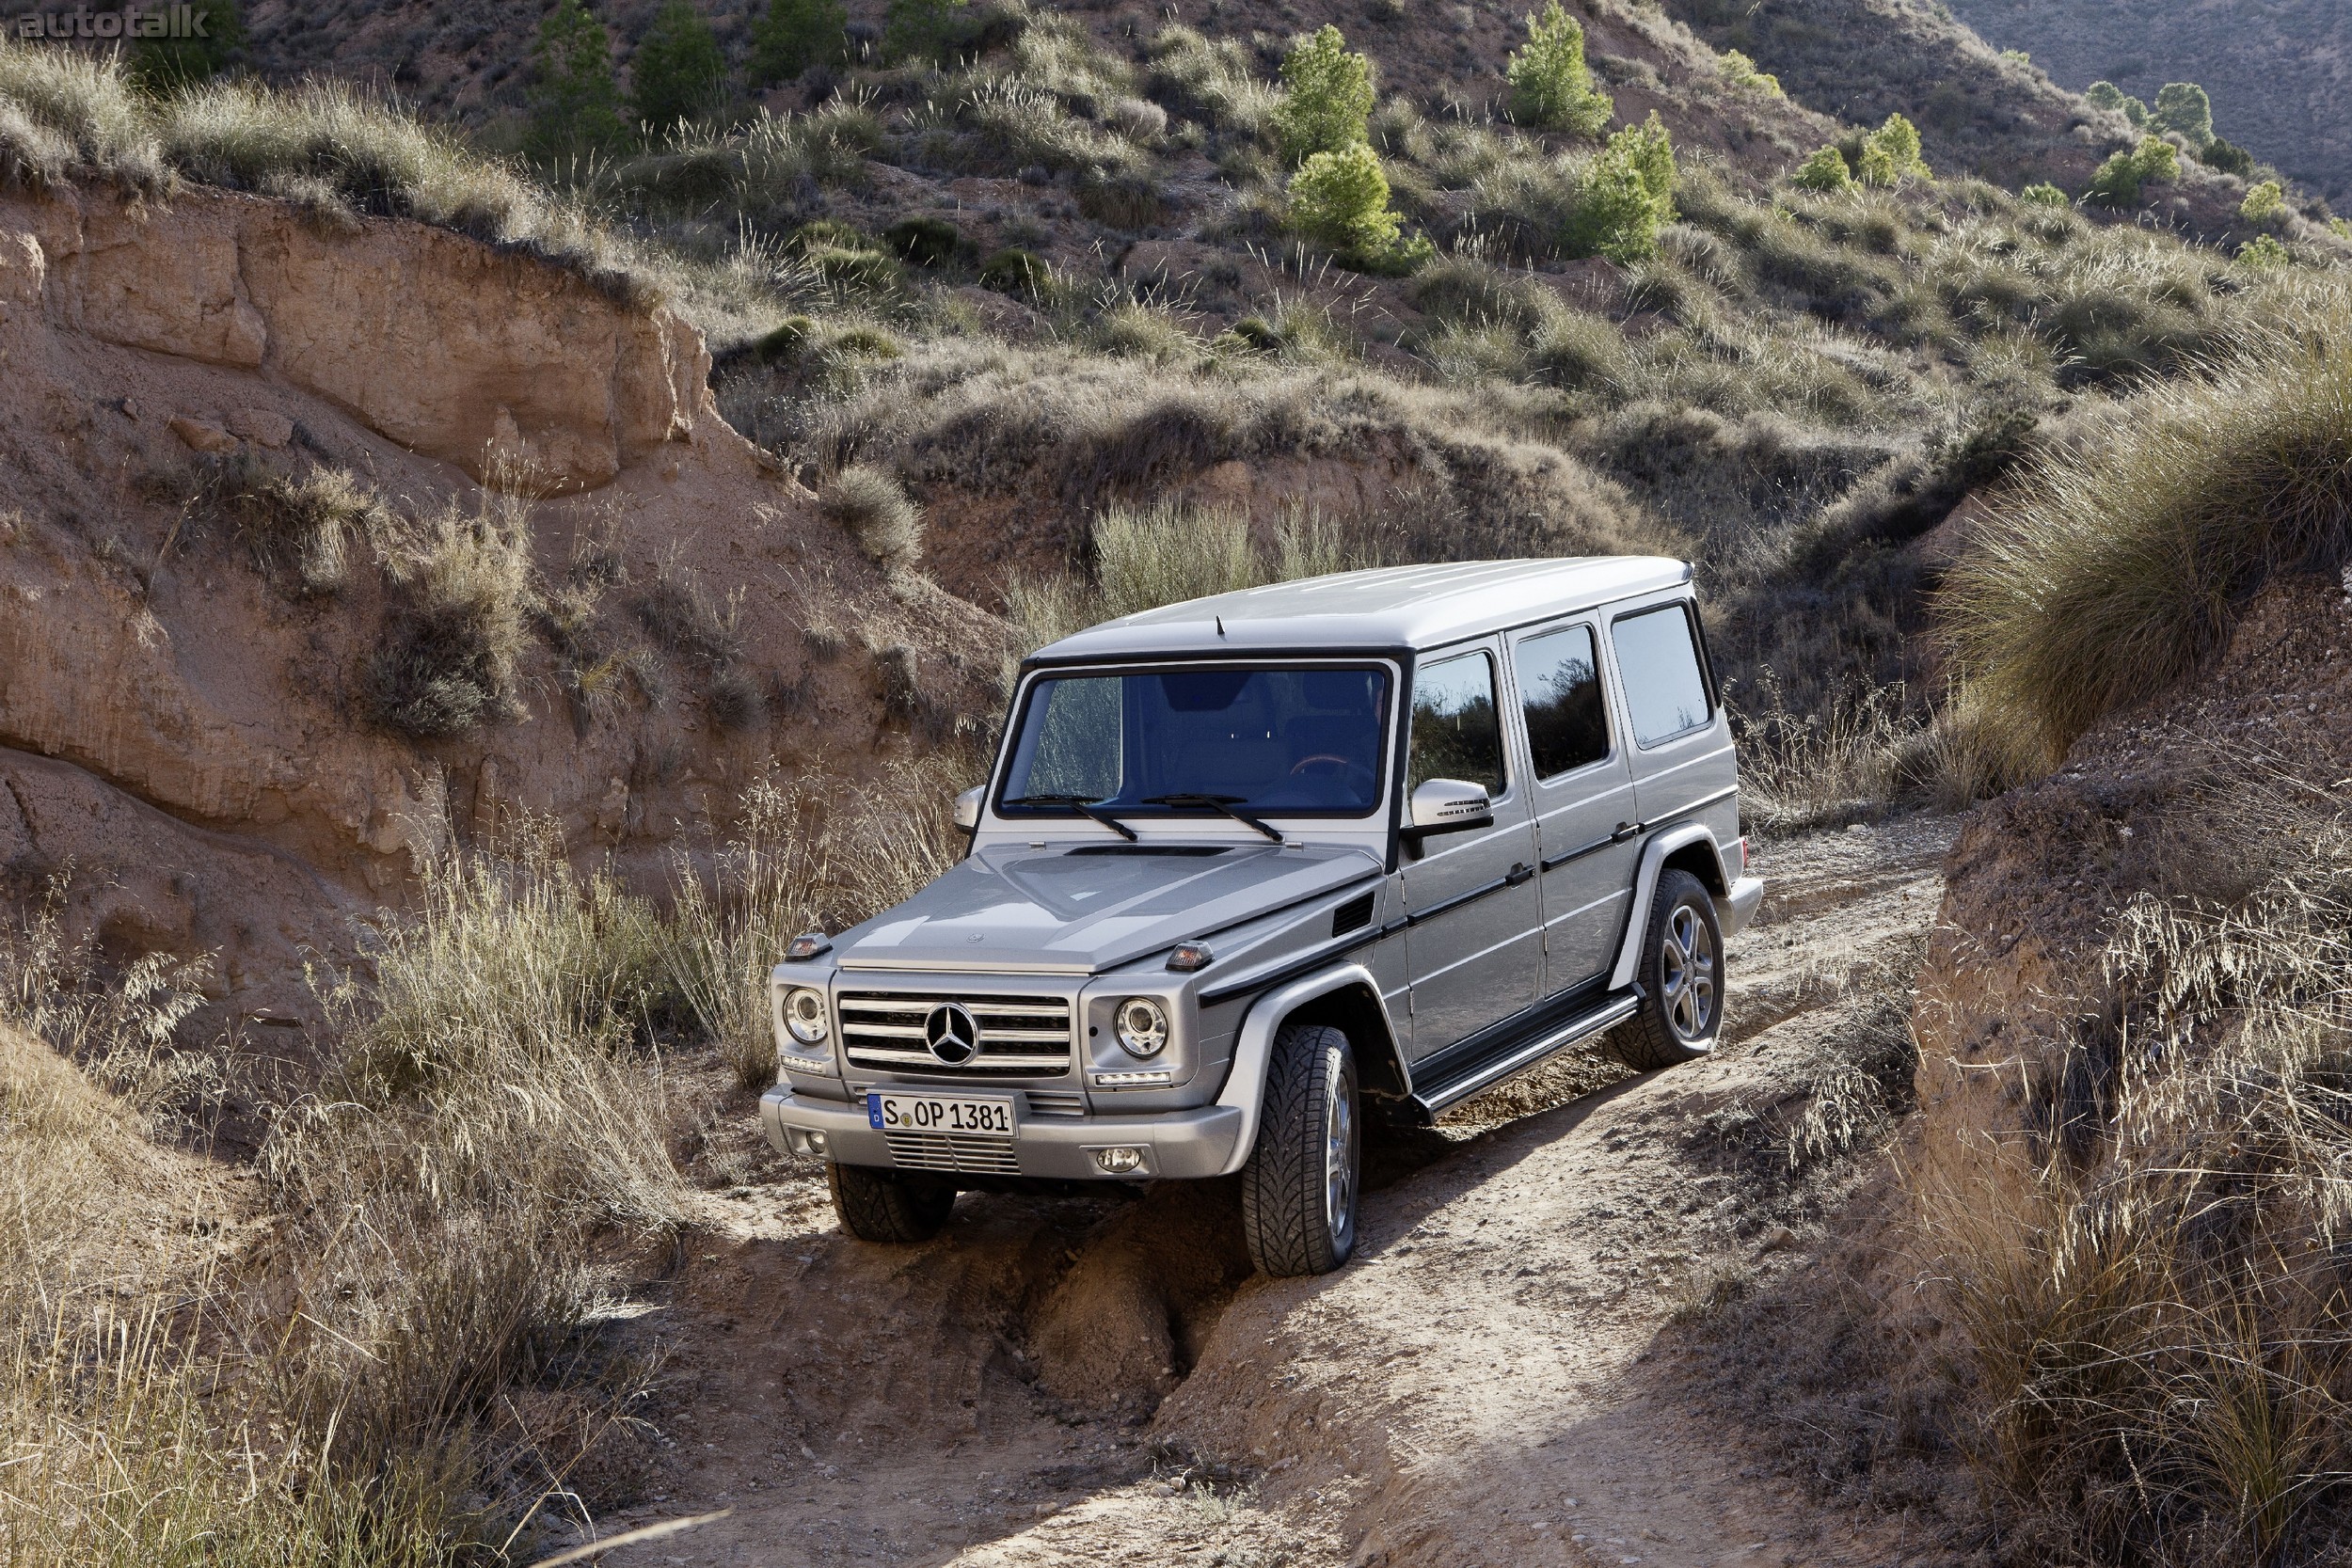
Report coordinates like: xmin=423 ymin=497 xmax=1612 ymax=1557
xmin=998 ymin=665 xmax=1392 ymax=818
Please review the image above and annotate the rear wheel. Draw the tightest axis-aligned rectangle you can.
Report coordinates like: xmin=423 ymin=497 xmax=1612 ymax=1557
xmin=1242 ymin=1023 xmax=1360 ymax=1276
xmin=826 ymin=1162 xmax=957 ymax=1243
xmin=1611 ymin=868 xmax=1723 ymax=1071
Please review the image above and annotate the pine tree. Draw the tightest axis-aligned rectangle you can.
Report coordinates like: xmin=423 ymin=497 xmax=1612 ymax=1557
xmin=1272 ymin=25 xmax=1374 ymax=166
xmin=525 ymin=0 xmax=626 ymax=160
xmin=1505 ymin=1 xmax=1613 ymax=135
xmin=1857 ymin=113 xmax=1930 ymax=187
xmin=630 ymin=0 xmax=729 ymax=136
xmin=1566 ymin=116 xmax=1676 ymax=262
xmin=748 ymin=0 xmax=847 ymax=87
xmin=2151 ymin=82 xmax=2214 ymax=149
xmin=1791 ymin=145 xmax=1852 ymax=192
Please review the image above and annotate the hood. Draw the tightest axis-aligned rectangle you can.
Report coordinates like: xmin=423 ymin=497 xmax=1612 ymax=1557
xmin=834 ymin=842 xmax=1382 ymax=974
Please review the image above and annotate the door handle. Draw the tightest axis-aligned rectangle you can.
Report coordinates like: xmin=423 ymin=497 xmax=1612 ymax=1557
xmin=1611 ymin=821 xmax=1640 ymax=843
xmin=1505 ymin=862 xmax=1535 ymax=886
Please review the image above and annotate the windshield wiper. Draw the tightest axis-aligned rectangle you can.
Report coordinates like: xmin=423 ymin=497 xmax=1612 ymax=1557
xmin=1144 ymin=793 xmax=1285 ymax=845
xmin=1002 ymin=794 xmax=1138 ymax=842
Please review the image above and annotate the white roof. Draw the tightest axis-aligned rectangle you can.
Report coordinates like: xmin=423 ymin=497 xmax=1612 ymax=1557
xmin=1030 ymin=558 xmax=1691 ymax=664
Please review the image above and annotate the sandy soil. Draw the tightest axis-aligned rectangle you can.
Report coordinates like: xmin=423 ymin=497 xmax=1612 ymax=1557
xmin=576 ymin=813 xmax=1959 ymax=1568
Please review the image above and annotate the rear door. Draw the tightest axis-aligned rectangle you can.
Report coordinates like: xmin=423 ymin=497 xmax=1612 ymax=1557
xmin=1505 ymin=618 xmax=1641 ymax=995
xmin=1608 ymin=596 xmax=1737 ymax=830
xmin=1399 ymin=643 xmax=1542 ymax=1058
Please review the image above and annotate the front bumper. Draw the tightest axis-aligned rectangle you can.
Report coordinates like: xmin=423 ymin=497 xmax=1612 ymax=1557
xmin=1722 ymin=875 xmax=1766 ymax=937
xmin=759 ymin=1086 xmax=1246 ymax=1180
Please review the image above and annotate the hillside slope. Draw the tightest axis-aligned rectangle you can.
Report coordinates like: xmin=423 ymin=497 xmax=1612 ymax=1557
xmin=1948 ymin=0 xmax=2352 ymax=206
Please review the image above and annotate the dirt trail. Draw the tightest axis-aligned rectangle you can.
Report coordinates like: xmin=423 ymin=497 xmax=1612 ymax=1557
xmin=586 ymin=815 xmax=1957 ymax=1568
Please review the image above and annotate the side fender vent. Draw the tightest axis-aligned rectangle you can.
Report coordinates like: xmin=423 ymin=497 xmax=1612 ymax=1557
xmin=1331 ymin=892 xmax=1375 ymax=938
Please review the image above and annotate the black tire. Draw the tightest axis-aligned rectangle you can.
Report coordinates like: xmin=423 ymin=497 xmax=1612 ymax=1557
xmin=1241 ymin=1023 xmax=1361 ymax=1277
xmin=1610 ymin=868 xmax=1724 ymax=1072
xmin=826 ymin=1161 xmax=957 ymax=1243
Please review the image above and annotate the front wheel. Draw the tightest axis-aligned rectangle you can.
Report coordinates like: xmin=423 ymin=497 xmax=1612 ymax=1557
xmin=1610 ymin=868 xmax=1724 ymax=1071
xmin=1242 ymin=1023 xmax=1361 ymax=1276
xmin=826 ymin=1162 xmax=957 ymax=1243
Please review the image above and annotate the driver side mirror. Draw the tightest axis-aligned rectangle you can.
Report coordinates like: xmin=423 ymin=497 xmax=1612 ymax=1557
xmin=953 ymin=785 xmax=984 ymax=832
xmin=1403 ymin=779 xmax=1493 ymax=848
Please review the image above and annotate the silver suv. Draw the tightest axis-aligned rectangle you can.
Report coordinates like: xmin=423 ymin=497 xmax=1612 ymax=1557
xmin=761 ymin=559 xmax=1764 ymax=1275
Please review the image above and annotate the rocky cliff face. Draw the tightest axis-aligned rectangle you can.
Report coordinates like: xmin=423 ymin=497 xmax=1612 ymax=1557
xmin=0 ymin=181 xmax=1003 ymax=1038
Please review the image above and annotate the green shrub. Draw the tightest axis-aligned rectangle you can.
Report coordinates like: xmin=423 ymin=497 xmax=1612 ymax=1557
xmin=1856 ymin=113 xmax=1929 ymax=187
xmin=526 ymin=0 xmax=627 ymax=159
xmin=1289 ymin=142 xmax=1429 ymax=272
xmin=2020 ymin=182 xmax=2068 ymax=207
xmin=2240 ymin=180 xmax=2287 ymax=228
xmin=2237 ymin=233 xmax=2291 ymax=269
xmin=747 ymin=0 xmax=847 ymax=87
xmin=1790 ymin=145 xmax=1852 ymax=192
xmin=1565 ymin=113 xmax=1674 ymax=263
xmin=2087 ymin=135 xmax=2178 ymax=208
xmin=884 ymin=214 xmax=962 ymax=265
xmin=1944 ymin=301 xmax=2352 ymax=761
xmin=1506 ymin=1 xmax=1613 ymax=135
xmin=2151 ymin=80 xmax=2214 ymax=148
xmin=126 ymin=0 xmax=241 ymax=91
xmin=751 ymin=315 xmax=815 ymax=361
xmin=629 ymin=0 xmax=728 ymax=136
xmin=2086 ymin=79 xmax=2149 ymax=128
xmin=979 ymin=246 xmax=1050 ymax=296
xmin=1272 ymin=24 xmax=1373 ymax=165
xmin=2199 ymin=135 xmax=2255 ymax=178
xmin=1719 ymin=49 xmax=1782 ymax=98
xmin=883 ymin=0 xmax=970 ymax=66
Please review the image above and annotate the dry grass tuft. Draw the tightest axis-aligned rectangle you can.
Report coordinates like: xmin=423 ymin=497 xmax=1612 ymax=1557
xmin=822 ymin=463 xmax=924 ymax=574
xmin=207 ymin=454 xmax=397 ymax=597
xmin=368 ymin=493 xmax=534 ymax=737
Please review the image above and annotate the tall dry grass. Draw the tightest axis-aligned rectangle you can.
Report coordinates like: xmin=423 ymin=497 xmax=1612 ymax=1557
xmin=1920 ymin=787 xmax=2352 ymax=1562
xmin=1944 ymin=283 xmax=2352 ymax=768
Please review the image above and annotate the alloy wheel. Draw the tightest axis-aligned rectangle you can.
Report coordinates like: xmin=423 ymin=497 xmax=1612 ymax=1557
xmin=1323 ymin=1044 xmax=1357 ymax=1251
xmin=1662 ymin=900 xmax=1717 ymax=1042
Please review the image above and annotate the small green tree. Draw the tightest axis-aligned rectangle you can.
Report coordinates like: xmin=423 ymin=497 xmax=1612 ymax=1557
xmin=2020 ymin=182 xmax=2069 ymax=207
xmin=2237 ymin=233 xmax=2290 ymax=269
xmin=1856 ymin=112 xmax=1930 ymax=186
xmin=2240 ymin=180 xmax=2287 ymax=227
xmin=2086 ymin=135 xmax=2179 ymax=207
xmin=1565 ymin=116 xmax=1675 ymax=262
xmin=630 ymin=0 xmax=729 ymax=135
xmin=2199 ymin=135 xmax=2255 ymax=178
xmin=127 ymin=0 xmax=243 ymax=91
xmin=1790 ymin=145 xmax=1853 ymax=192
xmin=1719 ymin=49 xmax=1782 ymax=98
xmin=1274 ymin=25 xmax=1375 ymax=165
xmin=882 ymin=0 xmax=970 ymax=66
xmin=526 ymin=0 xmax=626 ymax=159
xmin=1288 ymin=142 xmax=1429 ymax=272
xmin=749 ymin=0 xmax=848 ymax=87
xmin=1506 ymin=1 xmax=1613 ymax=135
xmin=2151 ymin=81 xmax=2214 ymax=148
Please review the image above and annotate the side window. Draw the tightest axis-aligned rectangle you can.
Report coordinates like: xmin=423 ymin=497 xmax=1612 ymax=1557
xmin=1407 ymin=651 xmax=1505 ymax=798
xmin=1613 ymin=603 xmax=1712 ymax=747
xmin=1514 ymin=625 xmax=1610 ymax=780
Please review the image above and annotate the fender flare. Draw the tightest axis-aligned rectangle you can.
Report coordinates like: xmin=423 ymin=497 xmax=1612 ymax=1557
xmin=1210 ymin=962 xmax=1389 ymax=1178
xmin=1607 ymin=825 xmax=1730 ymax=990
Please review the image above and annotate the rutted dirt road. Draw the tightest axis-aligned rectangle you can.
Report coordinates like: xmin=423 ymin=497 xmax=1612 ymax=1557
xmin=586 ymin=815 xmax=1957 ymax=1568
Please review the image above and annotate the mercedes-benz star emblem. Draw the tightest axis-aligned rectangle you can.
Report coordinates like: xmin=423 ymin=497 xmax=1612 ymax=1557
xmin=925 ymin=1003 xmax=980 ymax=1066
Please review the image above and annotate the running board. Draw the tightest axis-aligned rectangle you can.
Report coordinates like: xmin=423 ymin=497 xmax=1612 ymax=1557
xmin=1409 ymin=991 xmax=1641 ymax=1117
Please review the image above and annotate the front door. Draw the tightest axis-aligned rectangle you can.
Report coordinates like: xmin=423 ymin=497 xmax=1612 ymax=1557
xmin=1399 ymin=644 xmax=1542 ymax=1058
xmin=1507 ymin=620 xmax=1642 ymax=994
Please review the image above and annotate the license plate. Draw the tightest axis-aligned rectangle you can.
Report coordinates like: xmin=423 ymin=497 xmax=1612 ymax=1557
xmin=866 ymin=1090 xmax=1016 ymax=1137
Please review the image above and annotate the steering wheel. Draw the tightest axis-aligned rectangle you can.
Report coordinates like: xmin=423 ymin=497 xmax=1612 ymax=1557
xmin=1289 ymin=753 xmax=1354 ymax=775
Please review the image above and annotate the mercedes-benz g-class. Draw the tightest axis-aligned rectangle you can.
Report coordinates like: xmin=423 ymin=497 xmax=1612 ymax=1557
xmin=761 ymin=559 xmax=1764 ymax=1275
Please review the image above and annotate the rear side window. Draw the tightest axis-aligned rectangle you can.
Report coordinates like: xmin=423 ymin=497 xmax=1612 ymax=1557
xmin=1613 ymin=604 xmax=1711 ymax=747
xmin=1515 ymin=625 xmax=1610 ymax=779
xmin=1407 ymin=651 xmax=1505 ymax=798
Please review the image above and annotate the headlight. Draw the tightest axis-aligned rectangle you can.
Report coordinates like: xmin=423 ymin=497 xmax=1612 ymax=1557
xmin=1114 ymin=997 xmax=1168 ymax=1058
xmin=783 ymin=987 xmax=830 ymax=1046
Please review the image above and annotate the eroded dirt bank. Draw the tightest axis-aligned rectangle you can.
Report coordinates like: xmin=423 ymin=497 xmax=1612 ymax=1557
xmin=578 ymin=814 xmax=1955 ymax=1568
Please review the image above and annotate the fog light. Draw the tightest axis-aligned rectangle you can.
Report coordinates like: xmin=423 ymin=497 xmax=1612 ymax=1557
xmin=805 ymin=1130 xmax=830 ymax=1156
xmin=1092 ymin=1146 xmax=1145 ymax=1175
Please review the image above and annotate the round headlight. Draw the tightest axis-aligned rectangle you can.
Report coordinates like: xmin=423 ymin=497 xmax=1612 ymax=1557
xmin=1114 ymin=997 xmax=1168 ymax=1058
xmin=783 ymin=987 xmax=830 ymax=1046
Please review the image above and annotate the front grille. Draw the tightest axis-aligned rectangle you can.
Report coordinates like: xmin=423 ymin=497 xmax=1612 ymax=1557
xmin=885 ymin=1130 xmax=1023 ymax=1175
xmin=839 ymin=991 xmax=1073 ymax=1078
xmin=1024 ymin=1089 xmax=1087 ymax=1119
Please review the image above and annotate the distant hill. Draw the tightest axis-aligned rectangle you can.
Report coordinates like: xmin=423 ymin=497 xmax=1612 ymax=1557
xmin=1945 ymin=0 xmax=2352 ymax=205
